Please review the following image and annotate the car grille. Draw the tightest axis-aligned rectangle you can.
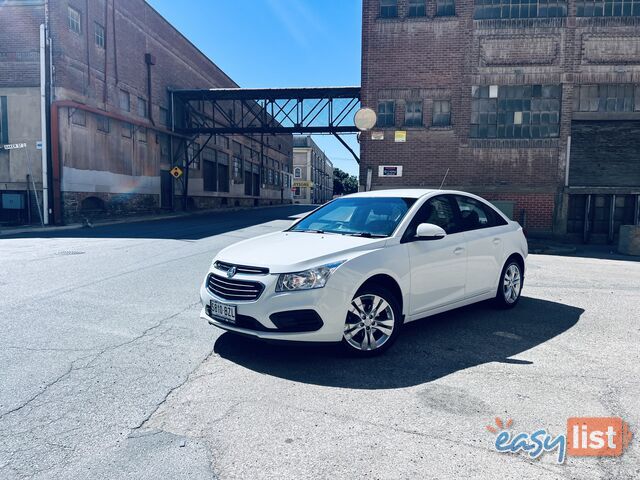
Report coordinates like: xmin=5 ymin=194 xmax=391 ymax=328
xmin=207 ymin=274 xmax=265 ymax=301
xmin=214 ymin=261 xmax=269 ymax=275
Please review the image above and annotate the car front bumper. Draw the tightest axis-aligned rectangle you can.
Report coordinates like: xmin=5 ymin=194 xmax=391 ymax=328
xmin=199 ymin=272 xmax=352 ymax=342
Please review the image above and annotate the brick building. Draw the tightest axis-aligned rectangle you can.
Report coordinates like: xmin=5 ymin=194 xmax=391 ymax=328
xmin=0 ymin=0 xmax=292 ymax=225
xmin=360 ymin=0 xmax=640 ymax=242
xmin=292 ymin=136 xmax=334 ymax=204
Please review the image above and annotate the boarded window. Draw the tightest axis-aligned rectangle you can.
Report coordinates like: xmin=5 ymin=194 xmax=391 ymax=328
xmin=71 ymin=109 xmax=86 ymax=126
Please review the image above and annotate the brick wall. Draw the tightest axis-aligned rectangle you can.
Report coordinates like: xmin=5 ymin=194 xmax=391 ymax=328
xmin=360 ymin=0 xmax=640 ymax=237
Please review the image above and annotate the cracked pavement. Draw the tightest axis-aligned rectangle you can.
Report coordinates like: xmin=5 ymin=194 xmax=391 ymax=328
xmin=1 ymin=206 xmax=639 ymax=479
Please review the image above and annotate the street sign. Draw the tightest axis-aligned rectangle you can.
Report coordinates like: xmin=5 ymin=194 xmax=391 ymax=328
xmin=36 ymin=141 xmax=43 ymax=150
xmin=170 ymin=166 xmax=183 ymax=179
xmin=293 ymin=180 xmax=313 ymax=188
xmin=2 ymin=143 xmax=27 ymax=150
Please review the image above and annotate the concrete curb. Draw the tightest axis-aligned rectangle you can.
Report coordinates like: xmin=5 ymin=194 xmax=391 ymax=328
xmin=0 ymin=204 xmax=308 ymax=237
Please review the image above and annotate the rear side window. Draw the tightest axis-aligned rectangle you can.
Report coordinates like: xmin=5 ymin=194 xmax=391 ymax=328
xmin=454 ymin=195 xmax=507 ymax=231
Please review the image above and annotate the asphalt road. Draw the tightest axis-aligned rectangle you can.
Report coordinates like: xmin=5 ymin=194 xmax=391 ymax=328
xmin=1 ymin=206 xmax=638 ymax=480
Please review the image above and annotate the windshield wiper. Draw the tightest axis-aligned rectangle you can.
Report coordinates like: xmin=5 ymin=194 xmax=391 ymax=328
xmin=346 ymin=232 xmax=387 ymax=238
xmin=293 ymin=229 xmax=337 ymax=234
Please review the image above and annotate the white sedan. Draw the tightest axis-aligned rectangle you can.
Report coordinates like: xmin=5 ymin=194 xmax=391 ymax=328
xmin=200 ymin=189 xmax=528 ymax=356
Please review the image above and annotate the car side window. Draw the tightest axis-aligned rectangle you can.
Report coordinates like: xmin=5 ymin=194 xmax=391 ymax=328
xmin=454 ymin=195 xmax=507 ymax=231
xmin=404 ymin=195 xmax=460 ymax=239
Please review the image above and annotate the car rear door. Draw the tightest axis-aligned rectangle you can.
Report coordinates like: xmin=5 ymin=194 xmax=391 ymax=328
xmin=453 ymin=195 xmax=509 ymax=298
xmin=403 ymin=195 xmax=468 ymax=317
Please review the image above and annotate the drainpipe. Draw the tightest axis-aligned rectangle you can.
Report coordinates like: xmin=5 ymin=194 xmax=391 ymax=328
xmin=40 ymin=24 xmax=49 ymax=224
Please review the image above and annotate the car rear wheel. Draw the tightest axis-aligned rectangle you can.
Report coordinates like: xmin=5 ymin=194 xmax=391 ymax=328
xmin=341 ymin=285 xmax=401 ymax=356
xmin=495 ymin=259 xmax=523 ymax=309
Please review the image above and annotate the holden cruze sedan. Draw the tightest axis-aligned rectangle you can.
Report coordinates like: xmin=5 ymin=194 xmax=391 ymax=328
xmin=200 ymin=189 xmax=528 ymax=356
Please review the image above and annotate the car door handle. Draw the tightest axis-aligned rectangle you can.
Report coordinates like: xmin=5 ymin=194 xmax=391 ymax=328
xmin=493 ymin=238 xmax=502 ymax=245
xmin=454 ymin=247 xmax=465 ymax=255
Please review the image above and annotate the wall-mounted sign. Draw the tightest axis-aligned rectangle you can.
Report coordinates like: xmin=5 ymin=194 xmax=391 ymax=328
xmin=378 ymin=166 xmax=403 ymax=177
xmin=2 ymin=143 xmax=27 ymax=150
xmin=394 ymin=131 xmax=407 ymax=143
xmin=293 ymin=180 xmax=313 ymax=188
xmin=36 ymin=141 xmax=43 ymax=150
xmin=371 ymin=131 xmax=384 ymax=141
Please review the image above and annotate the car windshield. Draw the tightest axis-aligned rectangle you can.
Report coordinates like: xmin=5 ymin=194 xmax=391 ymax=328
xmin=290 ymin=197 xmax=417 ymax=237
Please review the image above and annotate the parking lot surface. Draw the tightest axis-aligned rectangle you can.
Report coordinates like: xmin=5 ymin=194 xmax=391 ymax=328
xmin=1 ymin=206 xmax=638 ymax=479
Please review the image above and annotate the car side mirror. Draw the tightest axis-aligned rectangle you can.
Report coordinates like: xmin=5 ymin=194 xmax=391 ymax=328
xmin=415 ymin=223 xmax=447 ymax=241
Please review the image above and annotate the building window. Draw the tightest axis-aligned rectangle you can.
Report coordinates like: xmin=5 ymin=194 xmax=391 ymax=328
xmin=190 ymin=142 xmax=200 ymax=169
xmin=121 ymin=122 xmax=132 ymax=138
xmin=577 ymin=0 xmax=640 ymax=16
xmin=408 ymin=0 xmax=427 ymax=16
xmin=71 ymin=109 xmax=86 ymax=126
xmin=217 ymin=135 xmax=229 ymax=149
xmin=95 ymin=22 xmax=105 ymax=49
xmin=217 ymin=152 xmax=230 ymax=192
xmin=294 ymin=167 xmax=302 ymax=178
xmin=574 ymin=84 xmax=637 ymax=113
xmin=68 ymin=6 xmax=81 ymax=34
xmin=137 ymin=127 xmax=147 ymax=143
xmin=436 ymin=0 xmax=456 ymax=15
xmin=404 ymin=101 xmax=423 ymax=127
xmin=377 ymin=101 xmax=395 ymax=127
xmin=159 ymin=107 xmax=169 ymax=127
xmin=137 ymin=97 xmax=148 ymax=118
xmin=203 ymin=149 xmax=217 ymax=192
xmin=97 ymin=115 xmax=109 ymax=133
xmin=432 ymin=100 xmax=451 ymax=126
xmin=0 ymin=96 xmax=8 ymax=145
xmin=119 ymin=90 xmax=130 ymax=112
xmin=380 ymin=0 xmax=398 ymax=17
xmin=233 ymin=157 xmax=243 ymax=182
xmin=474 ymin=0 xmax=567 ymax=19
xmin=470 ymin=84 xmax=561 ymax=139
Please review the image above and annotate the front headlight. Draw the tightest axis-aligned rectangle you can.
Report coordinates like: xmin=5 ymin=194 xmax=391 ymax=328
xmin=275 ymin=261 xmax=345 ymax=292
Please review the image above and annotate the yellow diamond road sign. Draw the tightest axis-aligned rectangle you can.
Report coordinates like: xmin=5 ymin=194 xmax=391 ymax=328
xmin=170 ymin=166 xmax=183 ymax=179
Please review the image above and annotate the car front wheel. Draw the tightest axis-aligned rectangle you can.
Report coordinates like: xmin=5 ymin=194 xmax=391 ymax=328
xmin=341 ymin=285 xmax=401 ymax=356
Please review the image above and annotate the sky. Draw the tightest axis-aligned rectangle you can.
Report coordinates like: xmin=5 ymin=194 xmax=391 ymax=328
xmin=148 ymin=0 xmax=363 ymax=177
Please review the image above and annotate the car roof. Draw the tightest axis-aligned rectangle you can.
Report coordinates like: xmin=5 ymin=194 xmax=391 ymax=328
xmin=343 ymin=189 xmax=472 ymax=199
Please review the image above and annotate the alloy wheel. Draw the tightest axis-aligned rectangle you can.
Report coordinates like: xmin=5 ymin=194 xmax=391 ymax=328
xmin=503 ymin=263 xmax=522 ymax=304
xmin=343 ymin=294 xmax=395 ymax=351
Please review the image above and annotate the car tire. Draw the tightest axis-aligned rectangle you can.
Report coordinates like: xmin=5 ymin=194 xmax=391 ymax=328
xmin=341 ymin=284 xmax=402 ymax=357
xmin=494 ymin=258 xmax=524 ymax=309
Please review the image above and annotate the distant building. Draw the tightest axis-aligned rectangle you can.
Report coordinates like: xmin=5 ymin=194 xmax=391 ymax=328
xmin=292 ymin=136 xmax=334 ymax=204
xmin=0 ymin=0 xmax=292 ymax=225
xmin=360 ymin=0 xmax=640 ymax=243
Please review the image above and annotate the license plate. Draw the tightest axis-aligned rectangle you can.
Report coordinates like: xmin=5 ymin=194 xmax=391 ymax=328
xmin=209 ymin=300 xmax=237 ymax=324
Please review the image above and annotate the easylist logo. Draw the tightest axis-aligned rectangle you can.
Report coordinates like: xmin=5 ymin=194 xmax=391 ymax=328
xmin=487 ymin=416 xmax=633 ymax=463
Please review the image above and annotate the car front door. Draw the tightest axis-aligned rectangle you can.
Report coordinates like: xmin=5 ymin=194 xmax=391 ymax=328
xmin=403 ymin=195 xmax=467 ymax=317
xmin=453 ymin=195 xmax=509 ymax=298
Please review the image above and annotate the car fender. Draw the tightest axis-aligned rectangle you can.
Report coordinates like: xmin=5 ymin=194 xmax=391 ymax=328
xmin=333 ymin=243 xmax=411 ymax=318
